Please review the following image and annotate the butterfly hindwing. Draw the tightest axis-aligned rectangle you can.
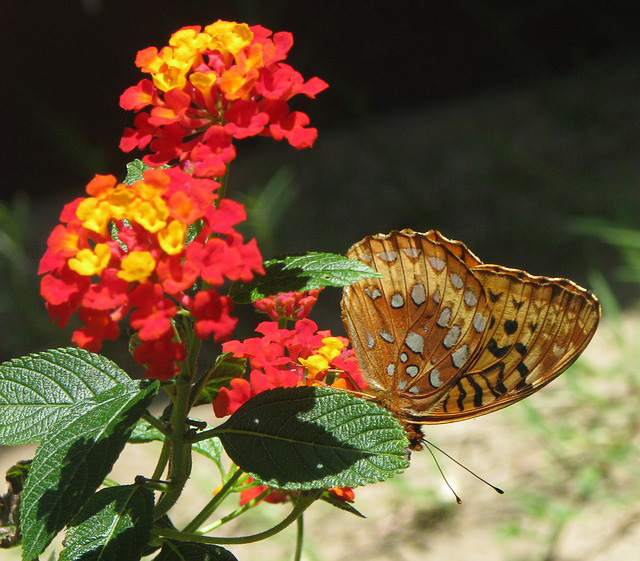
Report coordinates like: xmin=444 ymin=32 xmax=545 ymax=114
xmin=425 ymin=264 xmax=600 ymax=421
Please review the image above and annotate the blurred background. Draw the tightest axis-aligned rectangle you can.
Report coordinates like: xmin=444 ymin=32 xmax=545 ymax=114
xmin=2 ymin=1 xmax=640 ymax=560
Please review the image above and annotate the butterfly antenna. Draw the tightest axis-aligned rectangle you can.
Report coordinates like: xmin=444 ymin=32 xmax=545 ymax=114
xmin=423 ymin=441 xmax=462 ymax=504
xmin=422 ymin=437 xmax=504 ymax=496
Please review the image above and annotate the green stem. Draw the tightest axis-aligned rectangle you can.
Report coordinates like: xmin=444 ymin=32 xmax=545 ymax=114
xmin=151 ymin=437 xmax=171 ymax=481
xmin=182 ymin=468 xmax=244 ymax=533
xmin=216 ymin=166 xmax=231 ymax=206
xmin=154 ymin=492 xmax=319 ymax=545
xmin=294 ymin=512 xmax=304 ymax=561
xmin=198 ymin=488 xmax=272 ymax=534
xmin=190 ymin=427 xmax=221 ymax=443
xmin=142 ymin=411 xmax=169 ymax=435
xmin=153 ymin=378 xmax=193 ymax=520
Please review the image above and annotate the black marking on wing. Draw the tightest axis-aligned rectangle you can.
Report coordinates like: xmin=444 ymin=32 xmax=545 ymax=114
xmin=487 ymin=338 xmax=511 ymax=359
xmin=488 ymin=290 xmax=502 ymax=303
xmin=467 ymin=376 xmax=484 ymax=407
xmin=456 ymin=381 xmax=467 ymax=411
xmin=514 ymin=342 xmax=527 ymax=355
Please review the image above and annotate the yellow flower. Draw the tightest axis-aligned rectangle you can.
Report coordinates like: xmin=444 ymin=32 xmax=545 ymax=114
xmin=158 ymin=220 xmax=187 ymax=255
xmin=118 ymin=251 xmax=156 ymax=282
xmin=68 ymin=243 xmax=111 ymax=276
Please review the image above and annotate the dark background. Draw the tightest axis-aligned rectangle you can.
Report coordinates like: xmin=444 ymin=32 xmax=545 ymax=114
xmin=3 ymin=0 xmax=640 ymax=362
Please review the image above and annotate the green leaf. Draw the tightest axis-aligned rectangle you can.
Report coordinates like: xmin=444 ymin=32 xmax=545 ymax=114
xmin=154 ymin=541 xmax=238 ymax=561
xmin=320 ymin=492 xmax=366 ymax=518
xmin=124 ymin=159 xmax=170 ymax=185
xmin=128 ymin=419 xmax=165 ymax=444
xmin=229 ymin=252 xmax=382 ymax=304
xmin=59 ymin=485 xmax=154 ymax=561
xmin=216 ymin=386 xmax=408 ymax=490
xmin=0 ymin=348 xmax=131 ymax=446
xmin=20 ymin=380 xmax=159 ymax=561
xmin=192 ymin=353 xmax=246 ymax=407
xmin=192 ymin=434 xmax=224 ymax=476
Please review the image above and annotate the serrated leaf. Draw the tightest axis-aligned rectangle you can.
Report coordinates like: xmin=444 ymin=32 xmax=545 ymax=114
xmin=0 ymin=348 xmax=131 ymax=446
xmin=320 ymin=493 xmax=366 ymax=518
xmin=192 ymin=434 xmax=224 ymax=475
xmin=20 ymin=380 xmax=159 ymax=561
xmin=154 ymin=541 xmax=238 ymax=561
xmin=192 ymin=354 xmax=246 ymax=407
xmin=128 ymin=419 xmax=165 ymax=444
xmin=59 ymin=484 xmax=154 ymax=561
xmin=216 ymin=386 xmax=408 ymax=490
xmin=123 ymin=159 xmax=171 ymax=185
xmin=229 ymin=252 xmax=382 ymax=304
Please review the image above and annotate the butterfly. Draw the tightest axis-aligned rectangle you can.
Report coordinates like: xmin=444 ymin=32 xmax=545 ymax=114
xmin=341 ymin=229 xmax=601 ymax=449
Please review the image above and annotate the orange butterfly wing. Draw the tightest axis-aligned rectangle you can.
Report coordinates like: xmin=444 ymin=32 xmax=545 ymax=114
xmin=341 ymin=229 xmax=601 ymax=424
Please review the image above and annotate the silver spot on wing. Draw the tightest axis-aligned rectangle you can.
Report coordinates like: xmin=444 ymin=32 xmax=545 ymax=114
xmin=429 ymin=367 xmax=442 ymax=388
xmin=473 ymin=313 xmax=487 ymax=333
xmin=443 ymin=325 xmax=461 ymax=349
xmin=433 ymin=287 xmax=441 ymax=304
xmin=390 ymin=293 xmax=405 ymax=308
xmin=451 ymin=344 xmax=469 ymax=368
xmin=403 ymin=247 xmax=422 ymax=259
xmin=450 ymin=272 xmax=463 ymax=289
xmin=437 ymin=307 xmax=451 ymax=327
xmin=377 ymin=250 xmax=398 ymax=262
xmin=405 ymin=332 xmax=424 ymax=354
xmin=464 ymin=289 xmax=477 ymax=307
xmin=406 ymin=365 xmax=419 ymax=377
xmin=380 ymin=330 xmax=395 ymax=343
xmin=428 ymin=256 xmax=446 ymax=271
xmin=411 ymin=283 xmax=426 ymax=306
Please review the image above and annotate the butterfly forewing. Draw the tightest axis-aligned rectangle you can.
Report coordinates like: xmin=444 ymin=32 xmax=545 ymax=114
xmin=341 ymin=229 xmax=601 ymax=426
xmin=341 ymin=230 xmax=491 ymax=415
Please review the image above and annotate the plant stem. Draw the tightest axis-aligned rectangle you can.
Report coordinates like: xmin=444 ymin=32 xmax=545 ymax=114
xmin=294 ymin=512 xmax=304 ymax=561
xmin=142 ymin=410 xmax=168 ymax=435
xmin=190 ymin=427 xmax=220 ymax=443
xmin=216 ymin=167 xmax=230 ymax=206
xmin=154 ymin=491 xmax=319 ymax=545
xmin=198 ymin=488 xmax=272 ymax=534
xmin=182 ymin=468 xmax=244 ymax=533
xmin=153 ymin=377 xmax=193 ymax=520
xmin=151 ymin=436 xmax=171 ymax=481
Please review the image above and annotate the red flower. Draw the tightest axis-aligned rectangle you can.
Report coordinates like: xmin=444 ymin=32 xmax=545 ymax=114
xmin=119 ymin=20 xmax=328 ymax=178
xmin=254 ymin=289 xmax=322 ymax=321
xmin=213 ymin=319 xmax=366 ymax=417
xmin=238 ymin=478 xmax=289 ymax=506
xmin=39 ymin=167 xmax=264 ymax=379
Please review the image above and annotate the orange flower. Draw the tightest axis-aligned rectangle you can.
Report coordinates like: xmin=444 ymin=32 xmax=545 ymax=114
xmin=120 ymin=20 xmax=328 ymax=178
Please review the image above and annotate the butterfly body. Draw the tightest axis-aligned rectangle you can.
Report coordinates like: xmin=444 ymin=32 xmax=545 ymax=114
xmin=341 ymin=229 xmax=600 ymax=446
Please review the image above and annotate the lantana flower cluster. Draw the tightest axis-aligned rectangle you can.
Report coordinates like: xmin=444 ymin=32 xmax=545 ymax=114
xmin=253 ymin=289 xmax=322 ymax=321
xmin=213 ymin=318 xmax=366 ymax=417
xmin=120 ymin=20 xmax=328 ymax=178
xmin=39 ymin=167 xmax=263 ymax=379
